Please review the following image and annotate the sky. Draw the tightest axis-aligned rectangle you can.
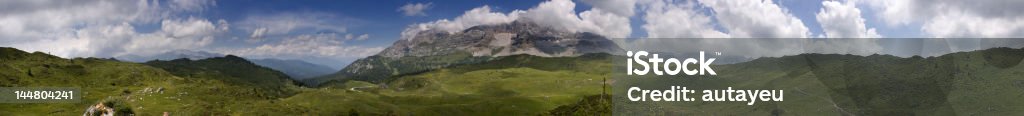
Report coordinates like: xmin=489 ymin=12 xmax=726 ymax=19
xmin=1 ymin=0 xmax=1022 ymax=68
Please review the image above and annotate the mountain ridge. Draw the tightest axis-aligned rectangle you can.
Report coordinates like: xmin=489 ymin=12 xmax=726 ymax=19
xmin=250 ymin=58 xmax=336 ymax=79
xmin=116 ymin=50 xmax=337 ymax=80
xmin=313 ymin=19 xmax=625 ymax=85
xmin=143 ymin=55 xmax=302 ymax=98
xmin=116 ymin=49 xmax=224 ymax=62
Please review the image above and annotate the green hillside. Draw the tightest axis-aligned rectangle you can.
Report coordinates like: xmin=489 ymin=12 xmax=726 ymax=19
xmin=144 ymin=56 xmax=301 ymax=98
xmin=0 ymin=47 xmax=306 ymax=115
xmin=281 ymin=54 xmax=614 ymax=115
xmin=2 ymin=46 xmax=1022 ymax=115
xmin=0 ymin=47 xmax=613 ymax=115
xmin=614 ymin=47 xmax=1024 ymax=115
xmin=312 ymin=51 xmax=491 ymax=85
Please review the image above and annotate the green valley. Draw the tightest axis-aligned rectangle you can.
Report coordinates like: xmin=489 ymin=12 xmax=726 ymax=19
xmin=0 ymin=47 xmax=613 ymax=115
xmin=2 ymin=46 xmax=1023 ymax=115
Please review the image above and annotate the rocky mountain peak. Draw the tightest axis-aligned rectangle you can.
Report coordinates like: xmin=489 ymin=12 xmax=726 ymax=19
xmin=315 ymin=20 xmax=624 ymax=84
xmin=378 ymin=19 xmax=622 ymax=58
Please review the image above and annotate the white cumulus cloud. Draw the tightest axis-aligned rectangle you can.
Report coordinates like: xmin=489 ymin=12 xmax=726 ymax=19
xmin=400 ymin=6 xmax=523 ymax=40
xmin=238 ymin=12 xmax=349 ymax=42
xmin=698 ymin=0 xmax=810 ymax=38
xmin=218 ymin=33 xmax=384 ymax=60
xmin=523 ymin=0 xmax=632 ymax=38
xmin=641 ymin=0 xmax=727 ymax=38
xmin=356 ymin=34 xmax=370 ymax=40
xmin=811 ymin=0 xmax=882 ymax=56
xmin=401 ymin=0 xmax=633 ymax=41
xmin=249 ymin=27 xmax=268 ymax=41
xmin=0 ymin=0 xmax=219 ymax=58
xmin=631 ymin=0 xmax=896 ymax=57
xmin=581 ymin=0 xmax=637 ymax=16
xmin=861 ymin=0 xmax=1024 ymax=38
xmin=398 ymin=2 xmax=432 ymax=16
xmin=122 ymin=17 xmax=225 ymax=56
xmin=162 ymin=17 xmax=219 ymax=38
xmin=344 ymin=33 xmax=370 ymax=40
xmin=816 ymin=0 xmax=880 ymax=38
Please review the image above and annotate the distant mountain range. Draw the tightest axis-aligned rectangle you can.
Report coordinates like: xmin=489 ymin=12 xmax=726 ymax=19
xmin=116 ymin=50 xmax=336 ymax=79
xmin=250 ymin=59 xmax=336 ymax=79
xmin=377 ymin=20 xmax=622 ymax=58
xmin=311 ymin=19 xmax=624 ymax=85
xmin=116 ymin=50 xmax=224 ymax=62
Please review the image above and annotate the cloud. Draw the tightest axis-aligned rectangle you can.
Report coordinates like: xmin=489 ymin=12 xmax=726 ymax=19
xmin=0 ymin=0 xmax=377 ymax=64
xmin=401 ymin=0 xmax=633 ymax=40
xmin=218 ymin=33 xmax=384 ymax=60
xmin=860 ymin=0 xmax=1024 ymax=55
xmin=921 ymin=11 xmax=1024 ymax=38
xmin=641 ymin=0 xmax=727 ymax=38
xmin=162 ymin=17 xmax=219 ymax=38
xmin=169 ymin=0 xmax=216 ymax=12
xmin=227 ymin=11 xmax=375 ymax=64
xmin=0 ymin=0 xmax=219 ymax=58
xmin=524 ymin=0 xmax=632 ymax=38
xmin=626 ymin=0 xmax=818 ymax=58
xmin=625 ymin=38 xmax=809 ymax=59
xmin=343 ymin=33 xmax=370 ymax=40
xmin=123 ymin=17 xmax=225 ymax=56
xmin=632 ymin=0 xmax=880 ymax=58
xmin=217 ymin=19 xmax=229 ymax=31
xmin=816 ymin=1 xmax=880 ymax=38
xmin=861 ymin=0 xmax=1024 ymax=37
xmin=810 ymin=0 xmax=882 ymax=55
xmin=698 ymin=0 xmax=810 ymax=38
xmin=238 ymin=12 xmax=349 ymax=42
xmin=28 ymin=22 xmax=140 ymax=57
xmin=398 ymin=2 xmax=432 ymax=16
xmin=0 ymin=1 xmax=159 ymax=40
xmin=580 ymin=0 xmax=637 ymax=16
xmin=356 ymin=34 xmax=370 ymax=40
xmin=400 ymin=6 xmax=523 ymax=40
xmin=8 ymin=17 xmax=225 ymax=57
xmin=249 ymin=27 xmax=268 ymax=41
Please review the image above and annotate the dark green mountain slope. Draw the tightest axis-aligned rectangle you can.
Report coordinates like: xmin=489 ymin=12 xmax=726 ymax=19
xmin=250 ymin=58 xmax=336 ymax=80
xmin=285 ymin=53 xmax=615 ymax=115
xmin=144 ymin=55 xmax=301 ymax=98
xmin=0 ymin=47 xmax=180 ymax=115
xmin=544 ymin=95 xmax=612 ymax=116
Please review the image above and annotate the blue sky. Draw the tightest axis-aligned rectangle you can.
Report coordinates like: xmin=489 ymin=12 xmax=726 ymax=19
xmin=215 ymin=0 xmax=547 ymax=45
xmin=1 ymin=0 xmax=1021 ymax=68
